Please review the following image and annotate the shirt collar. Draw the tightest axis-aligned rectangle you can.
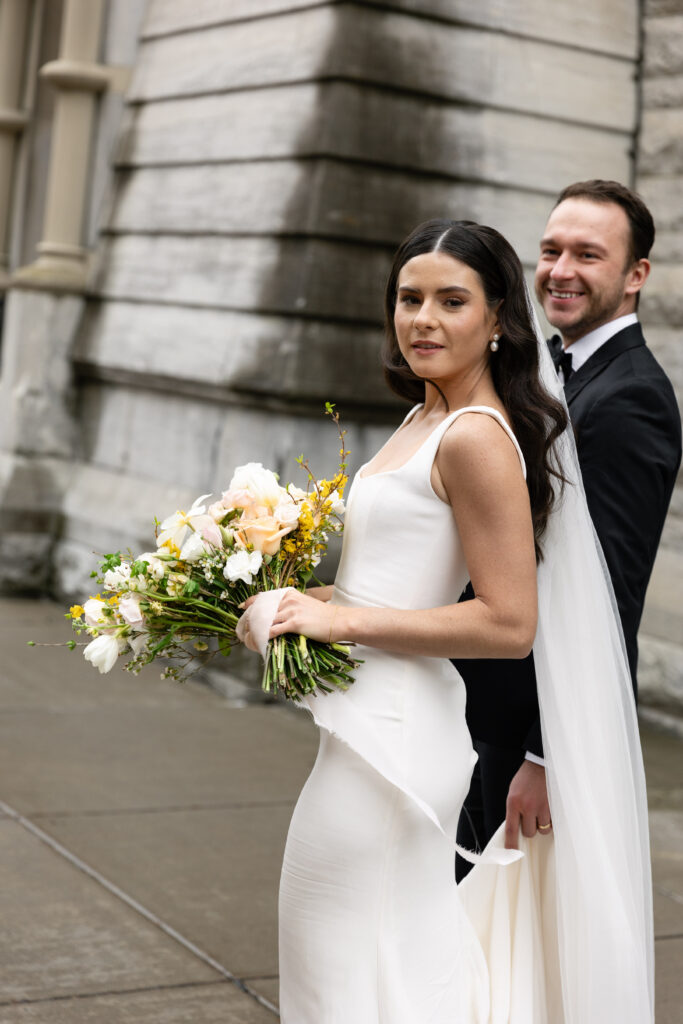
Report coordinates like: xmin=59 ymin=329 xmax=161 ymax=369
xmin=564 ymin=313 xmax=639 ymax=373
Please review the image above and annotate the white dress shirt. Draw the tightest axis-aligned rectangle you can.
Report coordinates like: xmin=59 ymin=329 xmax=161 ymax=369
xmin=525 ymin=313 xmax=640 ymax=769
xmin=558 ymin=313 xmax=639 ymax=382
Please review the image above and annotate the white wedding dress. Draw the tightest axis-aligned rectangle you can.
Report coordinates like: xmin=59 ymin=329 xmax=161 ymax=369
xmin=278 ymin=406 xmax=557 ymax=1023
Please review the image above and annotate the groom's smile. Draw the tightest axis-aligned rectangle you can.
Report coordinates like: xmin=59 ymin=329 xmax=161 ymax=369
xmin=534 ymin=197 xmax=644 ymax=344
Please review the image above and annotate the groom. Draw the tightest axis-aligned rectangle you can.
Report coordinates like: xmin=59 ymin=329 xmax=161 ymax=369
xmin=455 ymin=179 xmax=682 ymax=878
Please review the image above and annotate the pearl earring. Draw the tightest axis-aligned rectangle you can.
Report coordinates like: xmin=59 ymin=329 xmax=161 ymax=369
xmin=490 ymin=333 xmax=500 ymax=352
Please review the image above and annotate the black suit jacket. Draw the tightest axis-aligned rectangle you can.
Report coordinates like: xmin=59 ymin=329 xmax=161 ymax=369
xmin=453 ymin=323 xmax=682 ymax=756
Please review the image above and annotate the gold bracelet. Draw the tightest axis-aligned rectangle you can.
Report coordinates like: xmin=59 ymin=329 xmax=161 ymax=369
xmin=328 ymin=605 xmax=338 ymax=644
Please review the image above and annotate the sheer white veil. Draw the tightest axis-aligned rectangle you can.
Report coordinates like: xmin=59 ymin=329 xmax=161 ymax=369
xmin=528 ymin=289 xmax=654 ymax=1023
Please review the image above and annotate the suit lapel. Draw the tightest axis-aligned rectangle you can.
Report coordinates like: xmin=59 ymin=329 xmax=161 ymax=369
xmin=563 ymin=323 xmax=646 ymax=405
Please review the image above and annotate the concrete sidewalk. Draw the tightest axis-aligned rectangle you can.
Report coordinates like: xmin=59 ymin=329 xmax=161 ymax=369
xmin=0 ymin=597 xmax=681 ymax=1022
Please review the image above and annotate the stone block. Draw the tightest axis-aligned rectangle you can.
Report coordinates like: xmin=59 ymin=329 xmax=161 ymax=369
xmin=650 ymin=230 xmax=683 ymax=261
xmin=640 ymin=263 xmax=683 ymax=324
xmin=107 ymin=161 xmax=554 ymax=262
xmin=642 ymin=325 xmax=683 ymax=397
xmin=642 ymin=73 xmax=683 ymax=108
xmin=0 ymin=453 xmax=75 ymax=592
xmin=645 ymin=0 xmax=683 ymax=14
xmin=131 ymin=5 xmax=634 ymax=132
xmin=118 ymin=82 xmax=631 ymax=197
xmin=644 ymin=15 xmax=683 ymax=76
xmin=638 ymin=107 xmax=683 ymax=173
xmin=74 ymin=301 xmax=390 ymax=407
xmin=92 ymin=233 xmax=391 ymax=323
xmin=0 ymin=289 xmax=84 ymax=459
xmin=638 ymin=176 xmax=683 ymax=233
xmin=143 ymin=0 xmax=318 ymax=37
xmin=372 ymin=0 xmax=639 ymax=58
xmin=639 ymin=634 xmax=683 ymax=715
xmin=143 ymin=0 xmax=639 ymax=59
xmin=640 ymin=546 xmax=683 ymax=645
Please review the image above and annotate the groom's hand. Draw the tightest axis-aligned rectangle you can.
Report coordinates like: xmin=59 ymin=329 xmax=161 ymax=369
xmin=504 ymin=760 xmax=551 ymax=849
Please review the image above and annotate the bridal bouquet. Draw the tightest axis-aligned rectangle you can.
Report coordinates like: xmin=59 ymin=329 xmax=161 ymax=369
xmin=46 ymin=406 xmax=360 ymax=702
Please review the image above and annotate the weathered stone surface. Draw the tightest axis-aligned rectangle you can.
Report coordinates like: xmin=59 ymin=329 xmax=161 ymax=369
xmin=108 ymin=161 xmax=555 ymax=260
xmin=640 ymin=263 xmax=683 ymax=324
xmin=0 ymin=453 xmax=74 ymax=592
xmin=373 ymin=0 xmax=639 ymax=57
xmin=638 ymin=107 xmax=683 ymax=173
xmin=644 ymin=326 xmax=683 ymax=400
xmin=118 ymin=83 xmax=631 ymax=194
xmin=639 ymin=634 xmax=683 ymax=715
xmin=645 ymin=0 xmax=683 ymax=14
xmin=92 ymin=234 xmax=391 ymax=322
xmin=74 ymin=386 xmax=393 ymax=493
xmin=74 ymin=300 xmax=389 ymax=405
xmin=643 ymin=73 xmax=683 ymax=108
xmin=639 ymin=177 xmax=683 ymax=233
xmin=641 ymin=546 xmax=683 ymax=645
xmin=143 ymin=0 xmax=639 ymax=58
xmin=643 ymin=15 xmax=683 ymax=76
xmin=0 ymin=290 xmax=83 ymax=458
xmin=143 ymin=0 xmax=319 ymax=37
xmin=131 ymin=6 xmax=634 ymax=131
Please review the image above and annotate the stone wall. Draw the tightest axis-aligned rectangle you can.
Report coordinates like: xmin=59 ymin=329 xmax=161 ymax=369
xmin=636 ymin=0 xmax=683 ymax=726
xmin=50 ymin=0 xmax=640 ymax=592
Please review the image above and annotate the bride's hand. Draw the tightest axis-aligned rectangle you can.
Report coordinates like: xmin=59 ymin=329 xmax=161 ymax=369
xmin=269 ymin=589 xmax=341 ymax=643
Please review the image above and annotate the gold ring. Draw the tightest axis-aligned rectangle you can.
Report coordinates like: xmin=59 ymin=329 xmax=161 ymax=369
xmin=538 ymin=822 xmax=552 ymax=831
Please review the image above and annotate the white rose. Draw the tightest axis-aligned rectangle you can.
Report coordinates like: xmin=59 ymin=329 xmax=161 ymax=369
xmin=228 ymin=463 xmax=281 ymax=510
xmin=83 ymin=598 xmax=109 ymax=628
xmin=223 ymin=549 xmax=263 ymax=585
xmin=83 ymin=633 xmax=122 ymax=674
xmin=103 ymin=563 xmax=131 ymax=591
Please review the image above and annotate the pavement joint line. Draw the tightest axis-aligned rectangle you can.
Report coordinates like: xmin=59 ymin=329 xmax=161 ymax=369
xmin=0 ymin=978 xmax=229 ymax=1009
xmin=28 ymin=799 xmax=294 ymax=819
xmin=0 ymin=799 xmax=279 ymax=1018
xmin=655 ymin=932 xmax=683 ymax=941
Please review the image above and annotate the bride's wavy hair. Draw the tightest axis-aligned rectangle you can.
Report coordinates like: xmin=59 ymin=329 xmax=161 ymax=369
xmin=383 ymin=218 xmax=568 ymax=559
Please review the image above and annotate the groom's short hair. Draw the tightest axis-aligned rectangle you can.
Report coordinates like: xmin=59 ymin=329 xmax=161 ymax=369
xmin=554 ymin=179 xmax=655 ymax=266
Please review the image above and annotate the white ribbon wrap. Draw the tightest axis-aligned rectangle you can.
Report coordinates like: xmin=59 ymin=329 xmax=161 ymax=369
xmin=235 ymin=587 xmax=294 ymax=659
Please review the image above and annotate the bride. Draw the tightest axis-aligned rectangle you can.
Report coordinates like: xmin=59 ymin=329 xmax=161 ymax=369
xmin=240 ymin=220 xmax=653 ymax=1023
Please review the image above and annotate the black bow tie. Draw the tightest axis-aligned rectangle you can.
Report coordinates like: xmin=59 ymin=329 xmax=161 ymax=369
xmin=549 ymin=335 xmax=573 ymax=381
xmin=557 ymin=350 xmax=574 ymax=381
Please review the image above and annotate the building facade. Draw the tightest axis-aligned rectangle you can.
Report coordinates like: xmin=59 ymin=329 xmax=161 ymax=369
xmin=0 ymin=0 xmax=680 ymax=718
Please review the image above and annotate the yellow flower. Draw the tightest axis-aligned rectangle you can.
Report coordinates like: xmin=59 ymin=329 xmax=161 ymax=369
xmin=69 ymin=604 xmax=84 ymax=618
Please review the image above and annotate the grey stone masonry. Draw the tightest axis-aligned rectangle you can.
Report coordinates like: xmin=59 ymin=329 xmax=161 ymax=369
xmin=636 ymin=1 xmax=683 ymax=723
xmin=43 ymin=0 xmax=641 ymax=604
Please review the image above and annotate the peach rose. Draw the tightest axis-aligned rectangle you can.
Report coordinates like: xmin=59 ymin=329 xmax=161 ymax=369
xmin=238 ymin=515 xmax=296 ymax=555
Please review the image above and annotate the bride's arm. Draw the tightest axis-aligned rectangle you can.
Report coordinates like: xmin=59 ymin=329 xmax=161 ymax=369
xmin=268 ymin=415 xmax=538 ymax=659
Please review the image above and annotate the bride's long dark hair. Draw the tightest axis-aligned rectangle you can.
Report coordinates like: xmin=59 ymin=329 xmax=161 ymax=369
xmin=383 ymin=218 xmax=568 ymax=559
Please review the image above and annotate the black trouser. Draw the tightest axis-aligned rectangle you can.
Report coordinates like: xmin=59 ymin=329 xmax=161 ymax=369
xmin=455 ymin=739 xmax=525 ymax=882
